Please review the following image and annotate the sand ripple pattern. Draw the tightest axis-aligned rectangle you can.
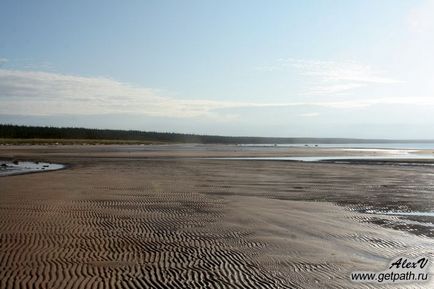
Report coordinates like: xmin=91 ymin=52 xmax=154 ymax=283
xmin=1 ymin=159 xmax=434 ymax=289
xmin=0 ymin=167 xmax=295 ymax=289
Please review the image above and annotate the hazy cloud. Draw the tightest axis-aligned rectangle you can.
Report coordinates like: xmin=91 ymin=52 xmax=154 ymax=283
xmin=408 ymin=0 xmax=434 ymax=35
xmin=257 ymin=58 xmax=401 ymax=95
xmin=0 ymin=68 xmax=428 ymax=119
xmin=300 ymin=112 xmax=319 ymax=117
xmin=0 ymin=69 xmax=239 ymax=118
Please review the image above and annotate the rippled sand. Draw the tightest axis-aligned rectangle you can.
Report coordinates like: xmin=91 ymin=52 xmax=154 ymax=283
xmin=0 ymin=145 xmax=433 ymax=288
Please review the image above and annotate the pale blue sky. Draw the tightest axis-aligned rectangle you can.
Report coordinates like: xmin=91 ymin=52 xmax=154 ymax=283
xmin=1 ymin=0 xmax=434 ymax=138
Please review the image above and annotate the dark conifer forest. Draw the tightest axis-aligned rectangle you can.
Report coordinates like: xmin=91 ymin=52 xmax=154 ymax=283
xmin=0 ymin=124 xmax=430 ymax=144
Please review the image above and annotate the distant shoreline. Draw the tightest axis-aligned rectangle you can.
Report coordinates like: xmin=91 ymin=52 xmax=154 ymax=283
xmin=2 ymin=124 xmax=434 ymax=145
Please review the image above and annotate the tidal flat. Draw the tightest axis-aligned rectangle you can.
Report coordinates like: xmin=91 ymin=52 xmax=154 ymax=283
xmin=0 ymin=144 xmax=433 ymax=288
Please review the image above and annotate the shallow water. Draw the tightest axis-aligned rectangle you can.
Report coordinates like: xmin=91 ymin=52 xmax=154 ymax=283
xmin=239 ymin=143 xmax=434 ymax=150
xmin=202 ymin=154 xmax=434 ymax=162
xmin=383 ymin=211 xmax=434 ymax=217
xmin=0 ymin=161 xmax=64 ymax=176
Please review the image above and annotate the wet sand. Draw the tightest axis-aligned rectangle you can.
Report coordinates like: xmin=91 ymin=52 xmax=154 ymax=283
xmin=0 ymin=145 xmax=433 ymax=288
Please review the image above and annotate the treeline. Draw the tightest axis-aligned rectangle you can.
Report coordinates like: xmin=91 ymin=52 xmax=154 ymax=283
xmin=0 ymin=124 xmax=425 ymax=144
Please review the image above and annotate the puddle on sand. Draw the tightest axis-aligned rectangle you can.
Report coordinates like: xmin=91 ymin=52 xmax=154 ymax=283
xmin=200 ymin=154 xmax=434 ymax=162
xmin=364 ymin=209 xmax=434 ymax=218
xmin=0 ymin=161 xmax=64 ymax=176
xmin=382 ymin=211 xmax=434 ymax=217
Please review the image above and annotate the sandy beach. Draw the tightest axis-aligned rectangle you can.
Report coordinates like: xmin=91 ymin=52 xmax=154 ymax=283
xmin=1 ymin=145 xmax=433 ymax=288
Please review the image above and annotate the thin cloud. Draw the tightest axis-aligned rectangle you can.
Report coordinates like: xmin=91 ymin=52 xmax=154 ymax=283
xmin=287 ymin=59 xmax=399 ymax=84
xmin=408 ymin=0 xmax=434 ymax=34
xmin=257 ymin=58 xmax=401 ymax=95
xmin=0 ymin=69 xmax=218 ymax=118
xmin=0 ymin=68 xmax=429 ymax=118
xmin=308 ymin=83 xmax=364 ymax=95
xmin=300 ymin=112 xmax=319 ymax=117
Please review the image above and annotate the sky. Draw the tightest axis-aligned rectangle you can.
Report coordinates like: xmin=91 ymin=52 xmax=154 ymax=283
xmin=1 ymin=0 xmax=434 ymax=138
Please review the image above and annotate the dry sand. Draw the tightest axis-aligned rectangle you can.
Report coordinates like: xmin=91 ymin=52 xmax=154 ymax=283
xmin=0 ymin=145 xmax=433 ymax=288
